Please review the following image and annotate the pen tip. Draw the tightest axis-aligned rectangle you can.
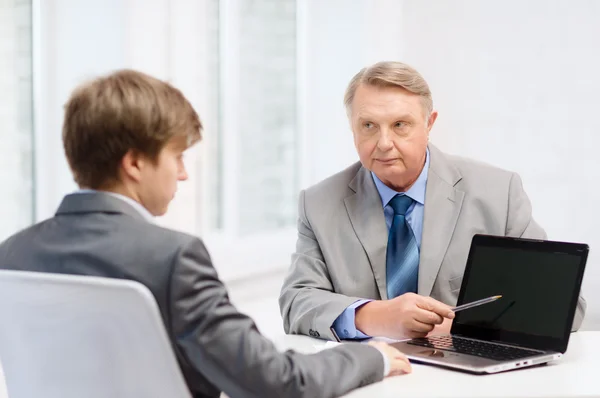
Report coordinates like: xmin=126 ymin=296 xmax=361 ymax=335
xmin=495 ymin=295 xmax=502 ymax=299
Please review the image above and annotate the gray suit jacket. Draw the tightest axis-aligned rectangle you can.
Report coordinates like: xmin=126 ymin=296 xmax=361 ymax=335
xmin=279 ymin=144 xmax=586 ymax=341
xmin=0 ymin=192 xmax=385 ymax=398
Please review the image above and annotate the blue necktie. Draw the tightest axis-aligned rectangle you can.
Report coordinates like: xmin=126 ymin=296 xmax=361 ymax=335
xmin=386 ymin=194 xmax=419 ymax=299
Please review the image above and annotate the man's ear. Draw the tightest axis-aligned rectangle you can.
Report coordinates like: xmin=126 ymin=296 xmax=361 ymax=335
xmin=120 ymin=149 xmax=145 ymax=183
xmin=426 ymin=110 xmax=438 ymax=132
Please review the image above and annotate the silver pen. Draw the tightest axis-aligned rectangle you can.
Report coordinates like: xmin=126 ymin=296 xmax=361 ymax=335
xmin=452 ymin=295 xmax=502 ymax=312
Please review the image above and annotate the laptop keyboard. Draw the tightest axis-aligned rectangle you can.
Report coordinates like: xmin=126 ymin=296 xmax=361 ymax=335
xmin=408 ymin=335 xmax=543 ymax=361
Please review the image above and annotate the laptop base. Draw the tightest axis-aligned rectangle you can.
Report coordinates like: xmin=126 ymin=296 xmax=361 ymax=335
xmin=393 ymin=339 xmax=561 ymax=374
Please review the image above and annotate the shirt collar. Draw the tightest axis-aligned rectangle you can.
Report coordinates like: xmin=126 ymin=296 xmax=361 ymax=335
xmin=74 ymin=189 xmax=155 ymax=222
xmin=371 ymin=148 xmax=429 ymax=208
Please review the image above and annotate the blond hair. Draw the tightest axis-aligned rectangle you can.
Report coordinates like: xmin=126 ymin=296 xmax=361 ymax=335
xmin=63 ymin=69 xmax=202 ymax=189
xmin=344 ymin=61 xmax=433 ymax=117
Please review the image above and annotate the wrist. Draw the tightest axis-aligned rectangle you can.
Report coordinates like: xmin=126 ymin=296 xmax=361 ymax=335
xmin=355 ymin=300 xmax=385 ymax=336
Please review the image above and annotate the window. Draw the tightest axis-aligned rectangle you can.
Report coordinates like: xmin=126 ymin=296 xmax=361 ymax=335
xmin=0 ymin=0 xmax=34 ymax=241
xmin=200 ymin=0 xmax=299 ymax=280
xmin=207 ymin=0 xmax=298 ymax=234
xmin=28 ymin=0 xmax=301 ymax=281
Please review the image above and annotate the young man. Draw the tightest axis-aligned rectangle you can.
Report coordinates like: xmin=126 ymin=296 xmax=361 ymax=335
xmin=0 ymin=70 xmax=410 ymax=398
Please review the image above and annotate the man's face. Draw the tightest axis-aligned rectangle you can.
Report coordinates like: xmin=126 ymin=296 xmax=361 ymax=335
xmin=351 ymin=84 xmax=437 ymax=191
xmin=137 ymin=138 xmax=189 ymax=216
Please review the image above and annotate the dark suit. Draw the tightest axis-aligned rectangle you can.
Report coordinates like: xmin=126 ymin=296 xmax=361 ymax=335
xmin=0 ymin=192 xmax=384 ymax=398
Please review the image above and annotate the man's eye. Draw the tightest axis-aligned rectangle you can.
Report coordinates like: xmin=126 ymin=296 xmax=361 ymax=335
xmin=364 ymin=122 xmax=374 ymax=129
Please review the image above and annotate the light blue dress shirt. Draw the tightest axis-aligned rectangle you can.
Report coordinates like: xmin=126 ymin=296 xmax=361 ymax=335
xmin=332 ymin=149 xmax=430 ymax=339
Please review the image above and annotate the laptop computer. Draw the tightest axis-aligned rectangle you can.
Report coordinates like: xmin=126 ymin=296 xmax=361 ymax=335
xmin=392 ymin=234 xmax=588 ymax=374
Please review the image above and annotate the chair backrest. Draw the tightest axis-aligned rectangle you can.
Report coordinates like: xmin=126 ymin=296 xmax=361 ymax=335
xmin=0 ymin=360 xmax=7 ymax=398
xmin=0 ymin=270 xmax=192 ymax=398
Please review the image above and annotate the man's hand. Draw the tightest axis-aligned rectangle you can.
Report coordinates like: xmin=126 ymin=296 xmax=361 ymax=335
xmin=367 ymin=341 xmax=412 ymax=376
xmin=355 ymin=293 xmax=454 ymax=339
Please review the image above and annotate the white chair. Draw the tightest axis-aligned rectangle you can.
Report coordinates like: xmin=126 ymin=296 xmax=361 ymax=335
xmin=0 ymin=270 xmax=192 ymax=398
xmin=0 ymin=360 xmax=8 ymax=398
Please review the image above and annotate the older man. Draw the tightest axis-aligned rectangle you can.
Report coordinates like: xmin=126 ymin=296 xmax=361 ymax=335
xmin=279 ymin=61 xmax=586 ymax=341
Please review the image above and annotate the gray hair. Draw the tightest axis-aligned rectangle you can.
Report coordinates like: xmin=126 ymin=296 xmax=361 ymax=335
xmin=344 ymin=61 xmax=433 ymax=118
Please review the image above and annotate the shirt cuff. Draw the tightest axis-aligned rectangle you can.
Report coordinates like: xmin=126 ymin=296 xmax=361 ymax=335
xmin=331 ymin=299 xmax=373 ymax=340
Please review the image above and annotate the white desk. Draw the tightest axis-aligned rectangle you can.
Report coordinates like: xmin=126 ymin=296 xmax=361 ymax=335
xmin=274 ymin=331 xmax=600 ymax=398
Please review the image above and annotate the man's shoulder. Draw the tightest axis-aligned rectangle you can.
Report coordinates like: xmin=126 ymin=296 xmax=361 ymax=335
xmin=304 ymin=161 xmax=362 ymax=199
xmin=0 ymin=214 xmax=200 ymax=258
xmin=438 ymin=149 xmax=515 ymax=184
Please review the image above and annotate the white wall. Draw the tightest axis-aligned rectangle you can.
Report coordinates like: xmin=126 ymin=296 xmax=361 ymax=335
xmin=300 ymin=0 xmax=405 ymax=186
xmin=303 ymin=0 xmax=600 ymax=329
xmin=395 ymin=0 xmax=600 ymax=329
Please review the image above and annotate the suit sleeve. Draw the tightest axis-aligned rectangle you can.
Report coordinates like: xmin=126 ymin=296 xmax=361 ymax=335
xmin=506 ymin=172 xmax=586 ymax=331
xmin=168 ymin=237 xmax=384 ymax=398
xmin=279 ymin=190 xmax=368 ymax=341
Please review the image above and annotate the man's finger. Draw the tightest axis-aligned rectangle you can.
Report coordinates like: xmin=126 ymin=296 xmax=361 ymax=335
xmin=416 ymin=296 xmax=454 ymax=317
xmin=413 ymin=308 xmax=444 ymax=325
xmin=407 ymin=319 xmax=435 ymax=333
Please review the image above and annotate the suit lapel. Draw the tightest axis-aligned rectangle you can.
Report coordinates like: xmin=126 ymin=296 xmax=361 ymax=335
xmin=344 ymin=167 xmax=389 ymax=299
xmin=419 ymin=144 xmax=465 ymax=296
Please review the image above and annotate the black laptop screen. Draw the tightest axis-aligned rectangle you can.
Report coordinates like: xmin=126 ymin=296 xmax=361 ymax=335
xmin=453 ymin=235 xmax=587 ymax=352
